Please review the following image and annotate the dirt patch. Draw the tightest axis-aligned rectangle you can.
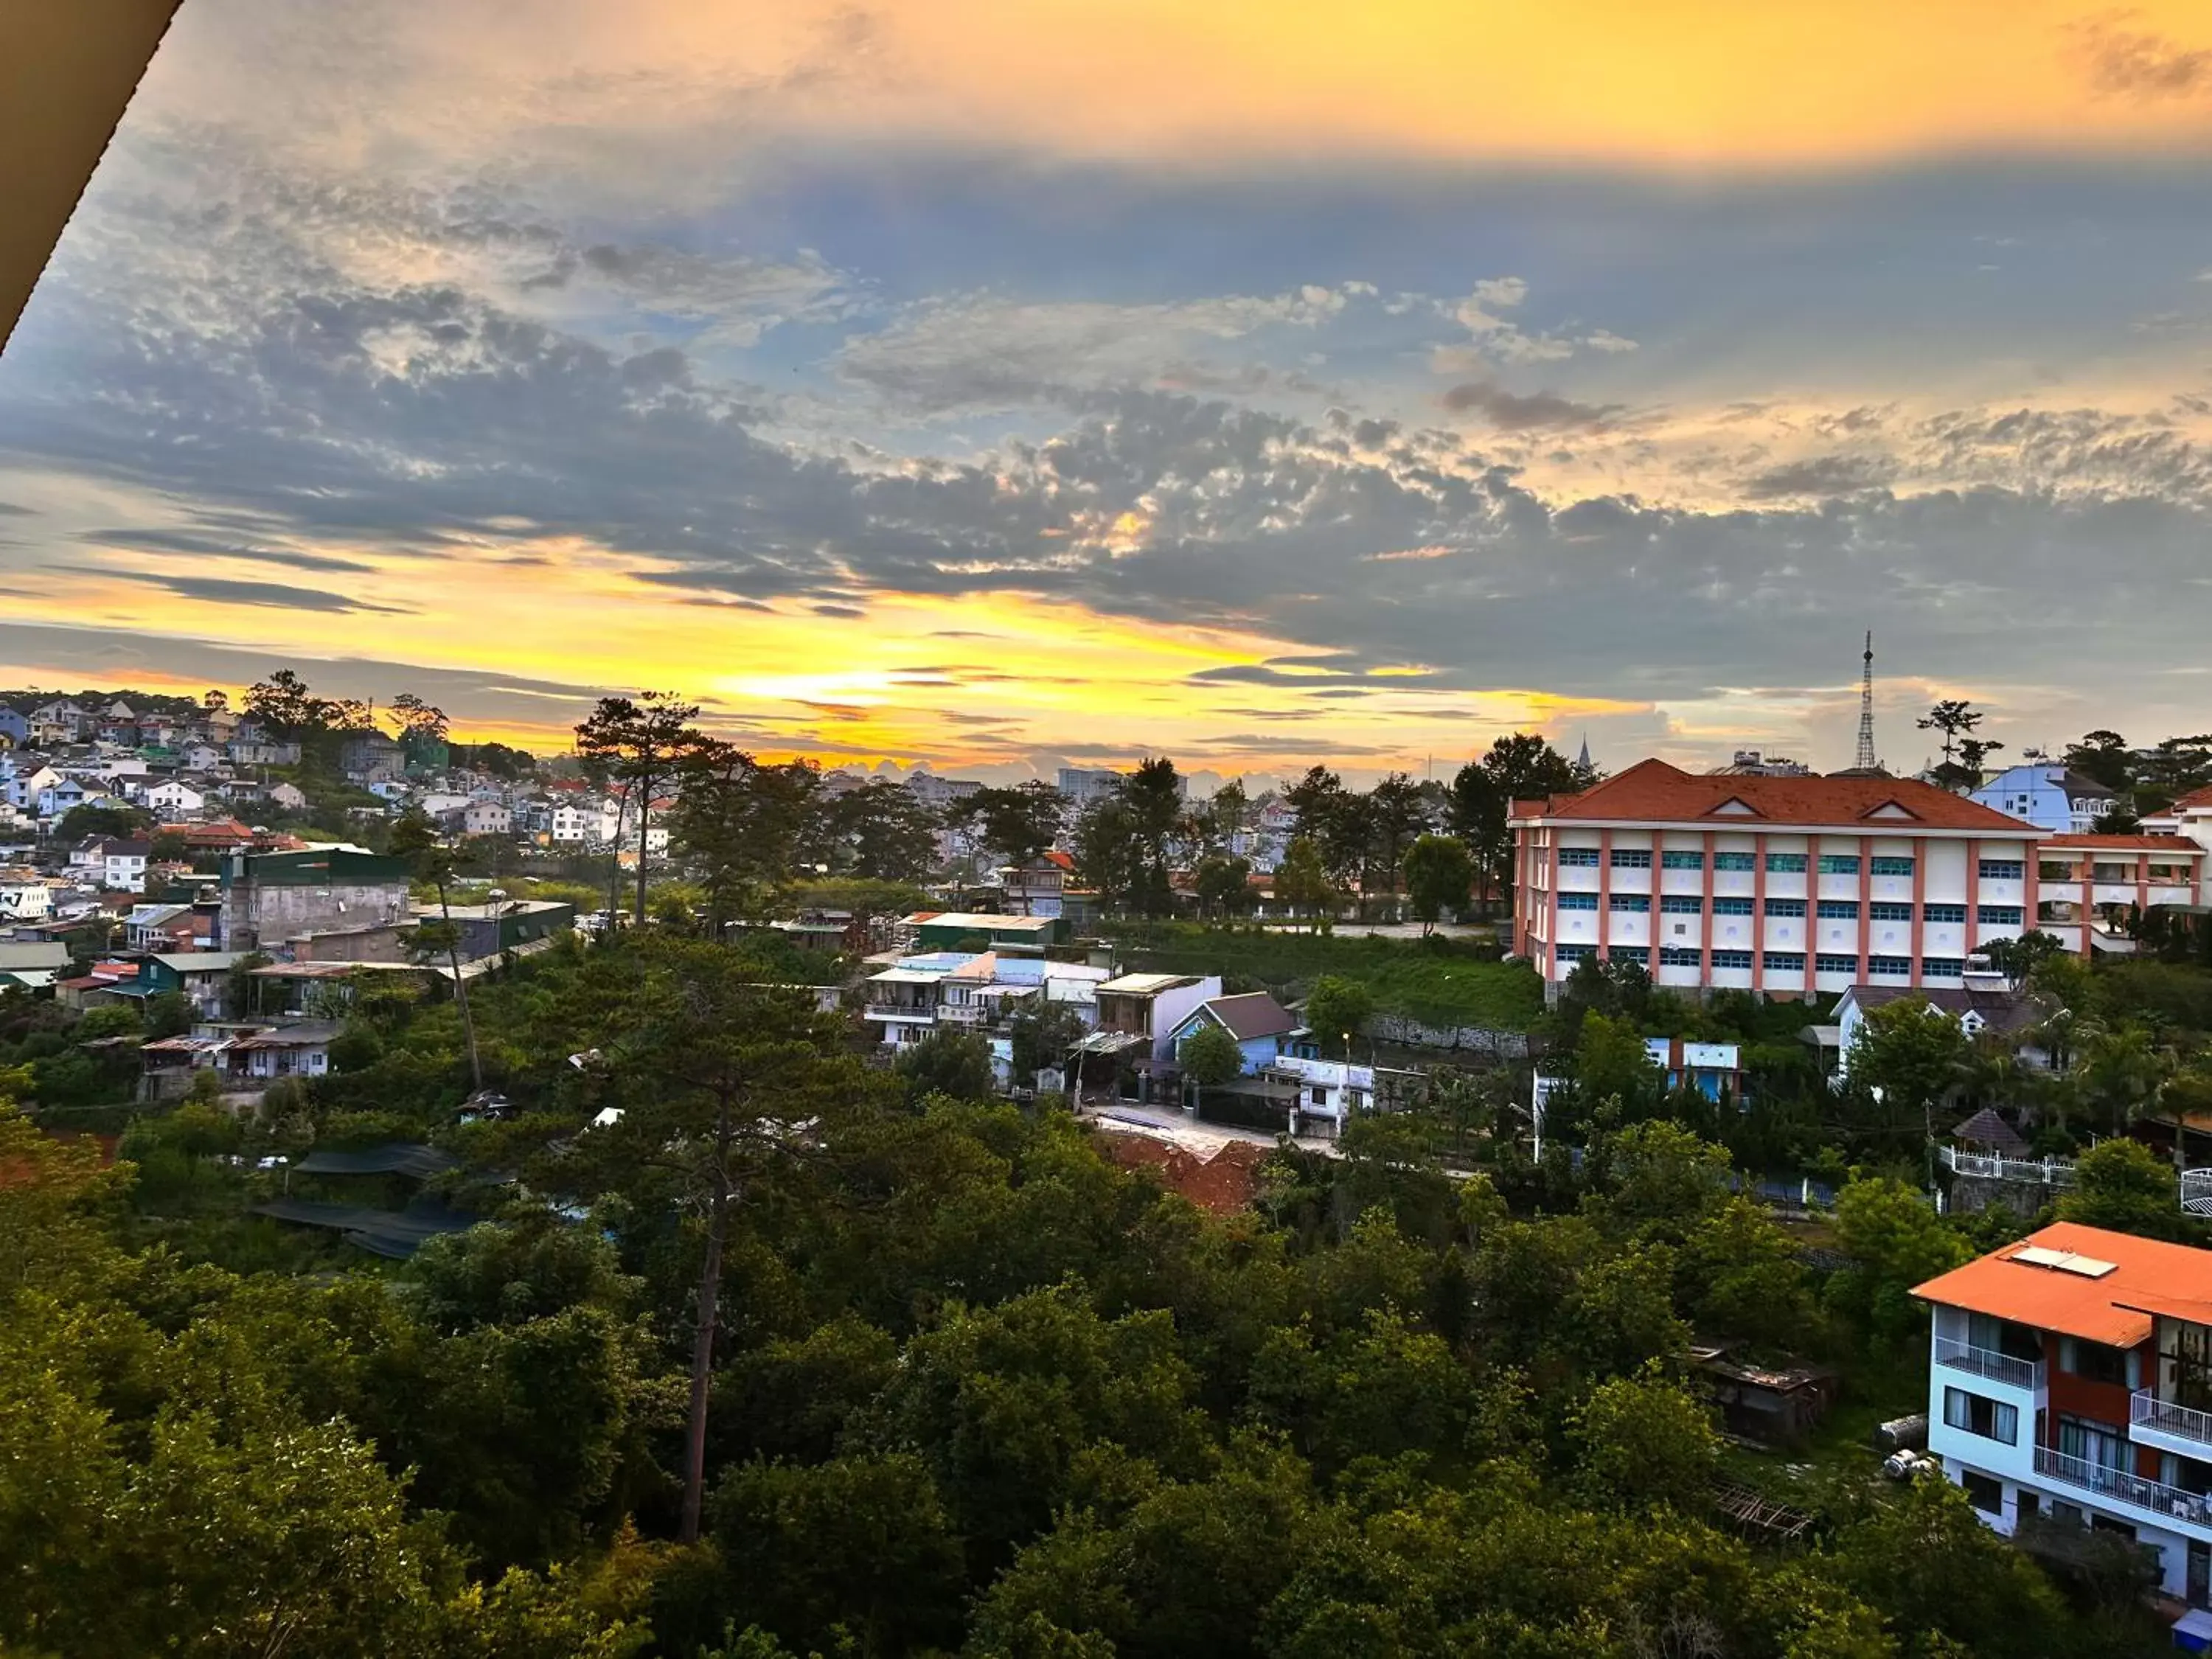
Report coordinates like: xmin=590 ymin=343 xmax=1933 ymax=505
xmin=1097 ymin=1130 xmax=1269 ymax=1214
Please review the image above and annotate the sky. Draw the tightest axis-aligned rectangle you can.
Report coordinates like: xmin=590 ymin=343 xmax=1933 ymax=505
xmin=2 ymin=0 xmax=2211 ymax=787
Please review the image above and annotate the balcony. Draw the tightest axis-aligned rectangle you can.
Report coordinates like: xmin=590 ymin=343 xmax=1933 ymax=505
xmin=2134 ymin=1391 xmax=2212 ymax=1450
xmin=1935 ymin=1335 xmax=2045 ymax=1391
xmin=2034 ymin=1444 xmax=2212 ymax=1530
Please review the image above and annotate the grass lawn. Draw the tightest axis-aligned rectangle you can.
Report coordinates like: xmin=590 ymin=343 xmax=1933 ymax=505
xmin=1102 ymin=922 xmax=1548 ymax=1032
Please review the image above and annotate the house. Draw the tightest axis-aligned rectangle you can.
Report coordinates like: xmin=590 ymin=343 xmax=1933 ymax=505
xmin=0 ymin=708 xmax=27 ymax=748
xmin=1644 ymin=1037 xmax=1749 ymax=1102
xmin=180 ymin=742 xmax=226 ymax=772
xmin=268 ymin=782 xmax=308 ymax=811
xmin=414 ymin=899 xmax=574 ymax=960
xmin=1509 ymin=759 xmax=2043 ymax=998
xmin=339 ymin=731 xmax=406 ymax=782
xmin=1000 ymin=850 xmax=1076 ymax=918
xmin=1257 ymin=1053 xmax=1421 ymax=1136
xmin=548 ymin=801 xmax=595 ymax=842
xmin=0 ymin=939 xmax=70 ymax=992
xmin=36 ymin=777 xmax=91 ymax=819
xmin=139 ymin=951 xmax=255 ymax=1018
xmin=227 ymin=738 xmax=302 ymax=766
xmin=1093 ymin=973 xmax=1224 ymax=1065
xmin=459 ymin=801 xmax=512 ymax=838
xmin=897 ymin=911 xmax=1065 ymax=952
xmin=4 ymin=762 xmax=59 ymax=812
xmin=226 ymin=1020 xmax=339 ymax=1080
xmin=1166 ymin=991 xmax=1299 ymax=1077
xmin=99 ymin=839 xmax=152 ymax=894
xmin=1971 ymin=765 xmax=2121 ymax=836
xmin=143 ymin=779 xmax=205 ymax=816
xmin=2032 ymin=835 xmax=2207 ymax=958
xmin=2142 ymin=785 xmax=2212 ymax=855
xmin=862 ymin=952 xmax=980 ymax=1048
xmin=124 ymin=902 xmax=196 ymax=951
xmin=217 ymin=846 xmax=413 ymax=954
xmin=1913 ymin=1222 xmax=2212 ymax=1607
xmin=1833 ymin=981 xmax=2050 ymax=1079
xmin=1690 ymin=1343 xmax=1837 ymax=1444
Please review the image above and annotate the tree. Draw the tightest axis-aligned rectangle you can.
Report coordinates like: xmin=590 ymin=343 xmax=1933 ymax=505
xmin=1009 ymin=998 xmax=1086 ymax=1089
xmin=1072 ymin=795 xmax=1139 ymax=914
xmin=574 ymin=692 xmax=704 ymax=930
xmin=1178 ymin=1021 xmax=1245 ymax=1114
xmin=1572 ymin=1010 xmax=1663 ymax=1113
xmin=2059 ymin=1138 xmax=2185 ymax=1240
xmin=2062 ymin=728 xmax=2134 ymax=794
xmin=243 ymin=667 xmax=335 ymax=739
xmin=1401 ymin=834 xmax=1473 ymax=933
xmin=1829 ymin=1175 xmax=1969 ymax=1344
xmin=387 ymin=691 xmax=450 ymax=742
xmin=1119 ymin=758 xmax=1185 ymax=917
xmin=670 ymin=742 xmax=816 ymax=928
xmin=1917 ymin=700 xmax=1995 ymax=790
xmin=148 ymin=827 xmax=189 ymax=864
xmin=964 ymin=782 xmax=1068 ymax=911
xmin=1281 ymin=767 xmax=1363 ymax=894
xmin=1450 ymin=734 xmax=1579 ymax=915
xmin=1202 ymin=779 xmax=1248 ymax=858
xmin=1847 ymin=996 xmax=1972 ymax=1151
xmin=896 ymin=1029 xmax=996 ymax=1105
xmin=548 ymin=938 xmax=886 ymax=1543
xmin=1983 ymin=930 xmax=2063 ymax=991
xmin=1571 ymin=1366 xmax=1719 ymax=1511
xmin=54 ymin=803 xmax=149 ymax=844
xmin=832 ymin=779 xmax=939 ymax=883
xmin=1305 ymin=975 xmax=1374 ymax=1059
xmin=1273 ymin=835 xmax=1335 ymax=927
xmin=1192 ymin=854 xmax=1253 ymax=919
xmin=1360 ymin=773 xmax=1427 ymax=919
xmin=391 ymin=809 xmax=484 ymax=1096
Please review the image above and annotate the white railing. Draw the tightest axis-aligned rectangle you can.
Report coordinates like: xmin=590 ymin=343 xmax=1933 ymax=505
xmin=2133 ymin=1390 xmax=2212 ymax=1447
xmin=1941 ymin=1146 xmax=2077 ymax=1186
xmin=2034 ymin=1445 xmax=2212 ymax=1528
xmin=936 ymin=1002 xmax=987 ymax=1024
xmin=1935 ymin=1335 xmax=2044 ymax=1391
xmin=2183 ymin=1169 xmax=2212 ymax=1217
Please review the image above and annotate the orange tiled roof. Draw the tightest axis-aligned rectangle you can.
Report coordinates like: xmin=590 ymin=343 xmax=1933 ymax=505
xmin=2042 ymin=834 xmax=2205 ymax=852
xmin=2170 ymin=785 xmax=2212 ymax=813
xmin=1512 ymin=758 xmax=2037 ymax=832
xmin=1912 ymin=1221 xmax=2212 ymax=1347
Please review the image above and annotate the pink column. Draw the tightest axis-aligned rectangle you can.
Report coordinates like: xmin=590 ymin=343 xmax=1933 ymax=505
xmin=1700 ymin=831 xmax=1717 ymax=988
xmin=1910 ymin=838 xmax=1927 ymax=985
xmin=1596 ymin=829 xmax=1613 ymax=964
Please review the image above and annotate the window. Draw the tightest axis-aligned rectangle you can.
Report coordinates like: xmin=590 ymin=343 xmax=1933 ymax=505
xmin=1660 ymin=895 xmax=1703 ymax=914
xmin=1610 ymin=848 xmax=1652 ymax=869
xmin=1559 ymin=848 xmax=1601 ymax=868
xmin=1944 ymin=1387 xmax=2019 ymax=1446
xmin=2038 ymin=860 xmax=2073 ymax=882
xmin=1766 ymin=852 xmax=1808 ymax=873
xmin=1660 ymin=850 xmax=1705 ymax=870
xmin=1871 ymin=856 xmax=1916 ymax=877
xmin=1763 ymin=950 xmax=1806 ymax=973
xmin=1819 ymin=855 xmax=1861 ymax=875
xmin=1711 ymin=949 xmax=1753 ymax=971
xmin=1765 ymin=898 xmax=1806 ymax=918
xmin=2150 ymin=863 xmax=2189 ymax=883
xmin=1610 ymin=946 xmax=1649 ymax=966
xmin=1658 ymin=945 xmax=1702 ymax=968
xmin=1559 ymin=893 xmax=1599 ymax=911
xmin=1712 ymin=897 xmax=1754 ymax=916
xmin=1609 ymin=894 xmax=1650 ymax=913
xmin=1816 ymin=900 xmax=1860 ymax=920
xmin=1871 ymin=901 xmax=1913 ymax=922
xmin=1714 ymin=852 xmax=1756 ymax=872
xmin=1815 ymin=953 xmax=1860 ymax=975
xmin=1980 ymin=859 xmax=2025 ymax=880
xmin=1924 ymin=958 xmax=1965 ymax=979
xmin=1868 ymin=955 xmax=1912 ymax=978
xmin=1961 ymin=1471 xmax=2004 ymax=1515
xmin=1977 ymin=905 xmax=2024 ymax=925
xmin=1924 ymin=903 xmax=1966 ymax=924
xmin=2093 ymin=861 xmax=2131 ymax=883
xmin=2058 ymin=1414 xmax=2126 ymax=1471
xmin=1555 ymin=943 xmax=1594 ymax=964
xmin=2061 ymin=1339 xmax=2129 ymax=1388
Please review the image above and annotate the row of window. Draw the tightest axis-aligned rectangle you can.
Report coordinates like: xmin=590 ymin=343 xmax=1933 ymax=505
xmin=1579 ymin=894 xmax=2023 ymax=925
xmin=1558 ymin=945 xmax=1965 ymax=979
xmin=1556 ymin=849 xmax=2035 ymax=880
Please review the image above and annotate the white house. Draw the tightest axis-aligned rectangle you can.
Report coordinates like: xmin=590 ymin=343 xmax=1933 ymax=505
xmin=181 ymin=742 xmax=226 ymax=772
xmin=1970 ymin=765 xmax=2119 ymax=836
xmin=100 ymin=838 xmax=152 ymax=894
xmin=1509 ymin=759 xmax=2042 ymax=998
xmin=268 ymin=782 xmax=309 ymax=811
xmin=145 ymin=780 xmax=206 ymax=815
xmin=549 ymin=802 xmax=594 ymax=842
xmin=462 ymin=801 xmax=512 ymax=838
xmin=1914 ymin=1223 xmax=2212 ymax=1608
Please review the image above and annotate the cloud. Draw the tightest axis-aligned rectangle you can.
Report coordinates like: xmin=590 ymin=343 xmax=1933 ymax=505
xmin=2068 ymin=15 xmax=2212 ymax=100
xmin=80 ymin=526 xmax=378 ymax=575
xmin=105 ymin=571 xmax=411 ymax=613
xmin=810 ymin=602 xmax=867 ymax=617
xmin=1441 ymin=383 xmax=1623 ymax=431
xmin=1739 ymin=453 xmax=1899 ymax=498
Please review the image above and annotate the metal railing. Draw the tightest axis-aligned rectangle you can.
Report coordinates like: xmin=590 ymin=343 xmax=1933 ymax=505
xmin=1935 ymin=1335 xmax=2044 ymax=1391
xmin=1940 ymin=1146 xmax=2077 ymax=1186
xmin=2034 ymin=1445 xmax=2212 ymax=1528
xmin=2183 ymin=1169 xmax=2212 ymax=1217
xmin=2132 ymin=1390 xmax=2212 ymax=1447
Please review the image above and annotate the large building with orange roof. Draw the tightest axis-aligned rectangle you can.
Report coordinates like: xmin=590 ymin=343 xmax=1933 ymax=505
xmin=1509 ymin=760 xmax=2045 ymax=999
xmin=1914 ymin=1222 xmax=2212 ymax=1604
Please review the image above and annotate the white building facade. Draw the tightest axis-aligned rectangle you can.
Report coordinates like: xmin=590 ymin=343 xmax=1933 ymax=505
xmin=1510 ymin=760 xmax=2042 ymax=998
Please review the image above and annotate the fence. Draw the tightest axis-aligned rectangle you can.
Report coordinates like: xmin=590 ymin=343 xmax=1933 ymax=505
xmin=1939 ymin=1146 xmax=2077 ymax=1186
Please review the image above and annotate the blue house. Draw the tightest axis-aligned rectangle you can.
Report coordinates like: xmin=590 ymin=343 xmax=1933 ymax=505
xmin=1166 ymin=991 xmax=1300 ymax=1076
xmin=0 ymin=708 xmax=27 ymax=748
xmin=1969 ymin=764 xmax=2117 ymax=835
